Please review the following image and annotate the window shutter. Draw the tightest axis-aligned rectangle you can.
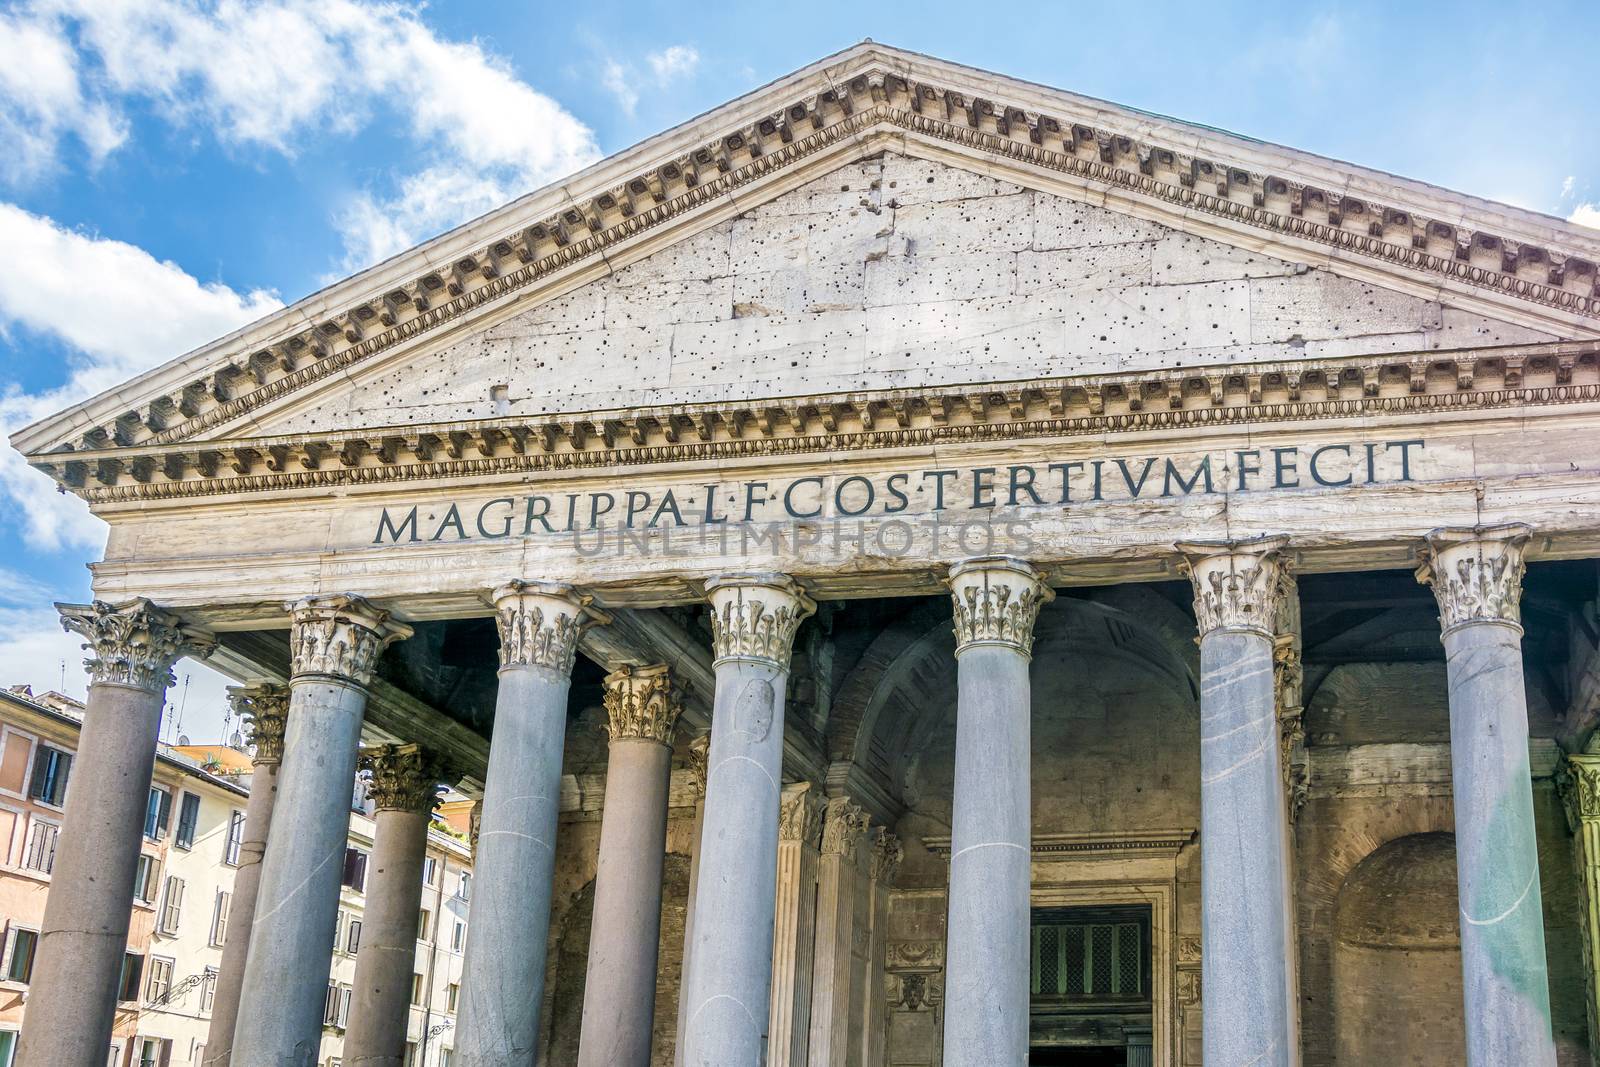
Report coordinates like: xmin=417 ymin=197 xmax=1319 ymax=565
xmin=27 ymin=748 xmax=47 ymax=800
xmin=176 ymin=793 xmax=200 ymax=848
xmin=157 ymin=790 xmax=172 ymax=835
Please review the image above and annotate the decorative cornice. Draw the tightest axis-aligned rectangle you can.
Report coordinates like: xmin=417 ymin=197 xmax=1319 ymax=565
xmin=58 ymin=598 xmax=214 ymax=694
xmin=286 ymin=593 xmax=411 ymax=686
xmin=228 ymin=683 xmax=290 ymax=765
xmin=1176 ymin=536 xmax=1290 ymax=638
xmin=922 ymin=828 xmax=1195 ymax=858
xmin=601 ymin=663 xmax=682 ymax=745
xmin=360 ymin=742 xmax=445 ymax=814
xmin=45 ymin=343 xmax=1600 ymax=504
xmin=947 ymin=556 xmax=1052 ymax=657
xmin=489 ymin=580 xmax=606 ymax=674
xmin=778 ymin=783 xmax=825 ymax=845
xmin=1415 ymin=523 xmax=1531 ymax=636
xmin=705 ymin=573 xmax=815 ymax=670
xmin=29 ymin=60 xmax=1600 ymax=472
xmin=819 ymin=797 xmax=872 ymax=857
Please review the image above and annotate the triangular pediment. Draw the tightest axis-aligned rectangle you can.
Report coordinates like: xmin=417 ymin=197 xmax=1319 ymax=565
xmin=16 ymin=41 xmax=1600 ymax=487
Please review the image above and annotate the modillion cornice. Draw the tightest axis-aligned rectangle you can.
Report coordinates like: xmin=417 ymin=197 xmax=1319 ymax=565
xmin=13 ymin=42 xmax=1600 ymax=477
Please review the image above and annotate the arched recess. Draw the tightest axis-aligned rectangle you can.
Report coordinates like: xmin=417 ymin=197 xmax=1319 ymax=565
xmin=1331 ymin=833 xmax=1465 ymax=1064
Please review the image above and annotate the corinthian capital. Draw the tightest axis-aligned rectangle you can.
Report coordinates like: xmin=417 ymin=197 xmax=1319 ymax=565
xmin=1176 ymin=536 xmax=1290 ymax=638
xmin=871 ymin=827 xmax=904 ymax=882
xmin=286 ymin=594 xmax=411 ymax=686
xmin=686 ymin=734 xmax=711 ymax=796
xmin=602 ymin=664 xmax=683 ymax=744
xmin=228 ymin=683 xmax=291 ymax=765
xmin=360 ymin=743 xmax=446 ymax=814
xmin=778 ymin=783 xmax=825 ymax=845
xmin=947 ymin=557 xmax=1053 ymax=657
xmin=1558 ymin=754 xmax=1600 ymax=833
xmin=706 ymin=573 xmax=815 ymax=671
xmin=820 ymin=796 xmax=872 ymax=857
xmin=490 ymin=581 xmax=605 ymax=674
xmin=58 ymin=598 xmax=215 ymax=694
xmin=1415 ymin=524 xmax=1531 ymax=636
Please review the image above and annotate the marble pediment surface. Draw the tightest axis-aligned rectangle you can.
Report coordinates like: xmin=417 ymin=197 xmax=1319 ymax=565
xmin=14 ymin=41 xmax=1600 ymax=479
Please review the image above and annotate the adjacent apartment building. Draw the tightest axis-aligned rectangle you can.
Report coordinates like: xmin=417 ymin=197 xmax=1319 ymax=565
xmin=0 ymin=685 xmax=473 ymax=1067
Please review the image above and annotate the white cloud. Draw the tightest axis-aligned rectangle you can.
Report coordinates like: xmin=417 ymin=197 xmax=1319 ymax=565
xmin=332 ymin=165 xmax=519 ymax=274
xmin=0 ymin=8 xmax=126 ymax=181
xmin=2 ymin=1 xmax=600 ymax=269
xmin=1572 ymin=204 xmax=1600 ymax=231
xmin=0 ymin=202 xmax=282 ymax=550
xmin=647 ymin=45 xmax=700 ymax=86
xmin=599 ymin=43 xmax=699 ymax=119
xmin=1562 ymin=176 xmax=1576 ymax=199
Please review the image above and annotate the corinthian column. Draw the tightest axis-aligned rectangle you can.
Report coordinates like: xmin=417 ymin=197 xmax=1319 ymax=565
xmin=456 ymin=581 xmax=600 ymax=1065
xmin=941 ymin=557 xmax=1052 ymax=1067
xmin=680 ymin=573 xmax=814 ymax=1067
xmin=17 ymin=599 xmax=213 ymax=1067
xmin=232 ymin=595 xmax=411 ymax=1067
xmin=1176 ymin=537 xmax=1295 ymax=1067
xmin=1417 ymin=524 xmax=1556 ymax=1066
xmin=204 ymin=683 xmax=291 ymax=1067
xmin=577 ymin=664 xmax=684 ymax=1067
xmin=345 ymin=743 xmax=446 ymax=1067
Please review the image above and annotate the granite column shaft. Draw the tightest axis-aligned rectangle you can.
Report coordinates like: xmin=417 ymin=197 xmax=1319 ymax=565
xmin=231 ymin=595 xmax=410 ymax=1067
xmin=203 ymin=683 xmax=291 ymax=1067
xmin=577 ymin=664 xmax=682 ymax=1067
xmin=940 ymin=557 xmax=1051 ymax=1067
xmin=679 ymin=574 xmax=814 ymax=1067
xmin=17 ymin=600 xmax=211 ymax=1067
xmin=1419 ymin=524 xmax=1556 ymax=1066
xmin=455 ymin=581 xmax=597 ymax=1066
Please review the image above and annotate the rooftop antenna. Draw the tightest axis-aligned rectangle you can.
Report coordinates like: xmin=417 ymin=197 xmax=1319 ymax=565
xmin=172 ymin=674 xmax=191 ymax=743
xmin=58 ymin=659 xmax=65 ymax=691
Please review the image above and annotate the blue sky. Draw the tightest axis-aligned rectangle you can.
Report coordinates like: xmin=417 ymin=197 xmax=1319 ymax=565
xmin=0 ymin=0 xmax=1596 ymax=740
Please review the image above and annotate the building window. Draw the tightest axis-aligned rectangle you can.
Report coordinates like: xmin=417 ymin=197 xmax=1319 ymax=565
xmin=446 ymin=982 xmax=459 ymax=1013
xmin=175 ymin=792 xmax=201 ymax=850
xmin=20 ymin=818 xmax=58 ymax=875
xmin=345 ymin=917 xmax=362 ymax=956
xmin=146 ymin=956 xmax=173 ymax=1005
xmin=438 ymin=1052 xmax=452 ymax=1067
xmin=1029 ymin=905 xmax=1151 ymax=1001
xmin=201 ymin=967 xmax=217 ymax=1014
xmin=342 ymin=847 xmax=368 ymax=893
xmin=451 ymin=919 xmax=465 ymax=952
xmin=323 ymin=981 xmax=340 ymax=1025
xmin=223 ymin=810 xmax=245 ymax=866
xmin=117 ymin=953 xmax=144 ymax=1002
xmin=135 ymin=1038 xmax=169 ymax=1067
xmin=403 ymin=1043 xmax=417 ymax=1067
xmin=143 ymin=787 xmax=172 ymax=842
xmin=209 ymin=891 xmax=230 ymax=947
xmin=410 ymin=972 xmax=423 ymax=1005
xmin=456 ymin=871 xmax=471 ymax=900
xmin=416 ymin=909 xmax=430 ymax=942
xmin=158 ymin=876 xmax=185 ymax=935
xmin=0 ymin=1030 xmax=17 ymax=1067
xmin=3 ymin=927 xmax=38 ymax=984
xmin=338 ymin=985 xmax=352 ymax=1028
xmin=422 ymin=856 xmax=437 ymax=885
xmin=27 ymin=745 xmax=71 ymax=807
xmin=133 ymin=854 xmax=158 ymax=905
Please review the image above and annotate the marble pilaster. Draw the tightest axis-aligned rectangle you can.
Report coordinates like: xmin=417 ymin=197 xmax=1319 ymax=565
xmin=1418 ymin=524 xmax=1556 ymax=1066
xmin=941 ymin=556 xmax=1051 ymax=1067
xmin=679 ymin=573 xmax=815 ymax=1067
xmin=808 ymin=797 xmax=872 ymax=1067
xmin=1559 ymin=753 xmax=1600 ymax=1067
xmin=231 ymin=595 xmax=410 ymax=1067
xmin=769 ymin=782 xmax=824 ymax=1067
xmin=455 ymin=581 xmax=599 ymax=1066
xmin=1177 ymin=536 xmax=1296 ymax=1067
xmin=203 ymin=683 xmax=291 ymax=1067
xmin=344 ymin=743 xmax=446 ymax=1067
xmin=17 ymin=599 xmax=213 ymax=1067
xmin=578 ymin=664 xmax=683 ymax=1067
xmin=673 ymin=733 xmax=711 ymax=1067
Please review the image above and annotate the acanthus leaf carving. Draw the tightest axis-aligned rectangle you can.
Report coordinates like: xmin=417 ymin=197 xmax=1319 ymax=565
xmin=819 ymin=797 xmax=871 ymax=857
xmin=1176 ymin=536 xmax=1290 ymax=637
xmin=58 ymin=597 xmax=215 ymax=694
xmin=228 ymin=682 xmax=291 ymax=765
xmin=490 ymin=580 xmax=604 ymax=674
xmin=286 ymin=593 xmax=410 ymax=685
xmin=1415 ymin=524 xmax=1531 ymax=635
xmin=947 ymin=556 xmax=1052 ymax=656
xmin=601 ymin=663 xmax=682 ymax=744
xmin=778 ymin=783 xmax=825 ymax=845
xmin=706 ymin=574 xmax=815 ymax=671
xmin=360 ymin=742 xmax=447 ymax=814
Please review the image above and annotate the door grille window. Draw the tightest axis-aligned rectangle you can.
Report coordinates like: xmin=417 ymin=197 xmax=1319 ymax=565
xmin=1030 ymin=905 xmax=1150 ymax=999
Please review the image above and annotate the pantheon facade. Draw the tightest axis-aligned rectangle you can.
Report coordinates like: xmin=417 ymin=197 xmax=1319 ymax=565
xmin=10 ymin=42 xmax=1600 ymax=1067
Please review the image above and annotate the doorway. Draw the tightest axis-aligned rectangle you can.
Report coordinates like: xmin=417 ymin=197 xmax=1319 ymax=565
xmin=1028 ymin=1047 xmax=1127 ymax=1066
